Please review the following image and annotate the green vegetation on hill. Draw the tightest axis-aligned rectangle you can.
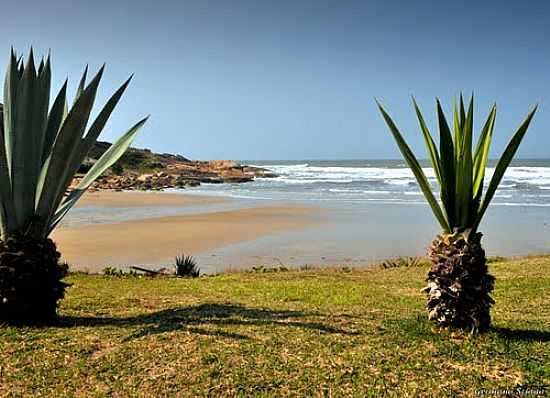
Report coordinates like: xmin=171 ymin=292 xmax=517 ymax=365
xmin=0 ymin=257 xmax=548 ymax=396
xmin=81 ymin=141 xmax=190 ymax=174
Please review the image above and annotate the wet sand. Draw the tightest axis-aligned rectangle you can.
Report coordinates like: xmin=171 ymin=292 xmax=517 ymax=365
xmin=76 ymin=190 xmax=226 ymax=208
xmin=53 ymin=191 xmax=320 ymax=272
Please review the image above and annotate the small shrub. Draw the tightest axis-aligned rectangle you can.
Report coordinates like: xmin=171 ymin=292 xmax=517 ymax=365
xmin=102 ymin=267 xmax=141 ymax=277
xmin=102 ymin=266 xmax=121 ymax=276
xmin=175 ymin=255 xmax=200 ymax=278
xmin=380 ymin=256 xmax=425 ymax=269
xmin=249 ymin=265 xmax=289 ymax=273
xmin=487 ymin=256 xmax=507 ymax=264
xmin=69 ymin=270 xmax=89 ymax=276
xmin=110 ymin=163 xmax=124 ymax=175
xmin=141 ymin=160 xmax=164 ymax=170
xmin=126 ymin=269 xmax=140 ymax=277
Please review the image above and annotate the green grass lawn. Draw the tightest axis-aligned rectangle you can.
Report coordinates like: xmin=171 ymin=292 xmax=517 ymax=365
xmin=0 ymin=257 xmax=548 ymax=397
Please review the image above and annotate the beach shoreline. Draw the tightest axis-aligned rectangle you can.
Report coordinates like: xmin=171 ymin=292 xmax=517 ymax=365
xmin=54 ymin=190 xmax=321 ymax=272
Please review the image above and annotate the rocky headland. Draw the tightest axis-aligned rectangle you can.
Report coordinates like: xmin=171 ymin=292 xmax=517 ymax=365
xmin=74 ymin=141 xmax=277 ymax=191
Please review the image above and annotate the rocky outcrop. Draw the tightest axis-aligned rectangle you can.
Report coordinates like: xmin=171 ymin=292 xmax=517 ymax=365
xmin=75 ymin=160 xmax=276 ymax=191
xmin=74 ymin=141 xmax=277 ymax=191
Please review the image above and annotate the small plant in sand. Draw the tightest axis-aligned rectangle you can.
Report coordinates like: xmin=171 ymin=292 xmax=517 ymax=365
xmin=378 ymin=94 xmax=536 ymax=333
xmin=175 ymin=255 xmax=200 ymax=278
xmin=0 ymin=48 xmax=147 ymax=321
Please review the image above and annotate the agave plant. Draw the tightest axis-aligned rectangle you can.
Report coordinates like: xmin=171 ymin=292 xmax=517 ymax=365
xmin=0 ymin=49 xmax=147 ymax=320
xmin=174 ymin=254 xmax=200 ymax=278
xmin=377 ymin=95 xmax=536 ymax=332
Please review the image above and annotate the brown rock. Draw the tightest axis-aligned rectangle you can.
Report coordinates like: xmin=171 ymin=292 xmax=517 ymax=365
xmin=74 ymin=158 xmax=277 ymax=192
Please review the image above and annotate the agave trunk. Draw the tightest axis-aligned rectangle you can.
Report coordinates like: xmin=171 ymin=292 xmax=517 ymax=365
xmin=423 ymin=232 xmax=495 ymax=332
xmin=0 ymin=235 xmax=68 ymax=321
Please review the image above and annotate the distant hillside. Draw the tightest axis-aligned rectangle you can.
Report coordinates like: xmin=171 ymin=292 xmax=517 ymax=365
xmin=81 ymin=141 xmax=191 ymax=174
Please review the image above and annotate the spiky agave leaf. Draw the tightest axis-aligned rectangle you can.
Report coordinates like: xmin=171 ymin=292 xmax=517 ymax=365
xmin=0 ymin=48 xmax=147 ymax=240
xmin=49 ymin=117 xmax=148 ymax=233
xmin=472 ymin=106 xmax=538 ymax=231
xmin=455 ymin=97 xmax=474 ymax=228
xmin=412 ymin=98 xmax=441 ymax=185
xmin=376 ymin=100 xmax=450 ymax=232
xmin=41 ymin=79 xmax=68 ymax=164
xmin=33 ymin=66 xmax=105 ymax=236
xmin=472 ymin=105 xmax=496 ymax=199
xmin=12 ymin=48 xmax=51 ymax=229
xmin=58 ymin=75 xmax=134 ymax=199
xmin=378 ymin=95 xmax=537 ymax=235
xmin=435 ymin=100 xmax=456 ymax=230
xmin=3 ymin=49 xmax=19 ymax=177
xmin=174 ymin=254 xmax=200 ymax=277
xmin=0 ymin=104 xmax=16 ymax=238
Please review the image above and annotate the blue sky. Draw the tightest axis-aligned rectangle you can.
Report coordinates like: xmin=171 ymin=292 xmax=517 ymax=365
xmin=2 ymin=0 xmax=549 ymax=160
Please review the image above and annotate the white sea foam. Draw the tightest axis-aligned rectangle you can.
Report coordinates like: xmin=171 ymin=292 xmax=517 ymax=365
xmin=328 ymin=189 xmax=391 ymax=194
xmin=265 ymin=163 xmax=550 ymax=189
xmin=191 ymin=161 xmax=550 ymax=206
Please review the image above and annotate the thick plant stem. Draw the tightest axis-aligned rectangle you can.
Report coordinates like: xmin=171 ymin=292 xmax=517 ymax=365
xmin=424 ymin=232 xmax=495 ymax=333
xmin=0 ymin=235 xmax=68 ymax=322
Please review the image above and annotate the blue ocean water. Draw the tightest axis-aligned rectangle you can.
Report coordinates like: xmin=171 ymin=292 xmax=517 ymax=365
xmin=184 ymin=159 xmax=550 ymax=207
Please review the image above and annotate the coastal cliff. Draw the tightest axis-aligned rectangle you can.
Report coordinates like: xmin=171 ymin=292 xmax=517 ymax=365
xmin=74 ymin=141 xmax=276 ymax=191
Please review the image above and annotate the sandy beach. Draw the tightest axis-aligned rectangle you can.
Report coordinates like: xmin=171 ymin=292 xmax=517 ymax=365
xmin=53 ymin=191 xmax=319 ymax=272
xmin=53 ymin=188 xmax=550 ymax=273
xmin=75 ymin=190 xmax=226 ymax=208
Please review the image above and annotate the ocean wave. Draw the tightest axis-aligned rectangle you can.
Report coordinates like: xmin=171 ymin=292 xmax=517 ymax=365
xmin=195 ymin=162 xmax=550 ymax=206
xmin=328 ymin=189 xmax=391 ymax=194
xmin=522 ymin=193 xmax=550 ymax=198
xmin=259 ymin=163 xmax=550 ymax=189
xmin=493 ymin=202 xmax=550 ymax=207
xmin=275 ymin=177 xmax=354 ymax=184
xmin=253 ymin=163 xmax=309 ymax=169
xmin=513 ymin=182 xmax=541 ymax=190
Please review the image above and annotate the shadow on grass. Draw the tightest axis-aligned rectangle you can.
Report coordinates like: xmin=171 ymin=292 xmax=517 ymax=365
xmin=54 ymin=303 xmax=356 ymax=340
xmin=492 ymin=327 xmax=550 ymax=342
xmin=385 ymin=315 xmax=550 ymax=343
